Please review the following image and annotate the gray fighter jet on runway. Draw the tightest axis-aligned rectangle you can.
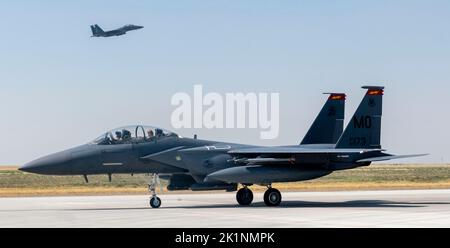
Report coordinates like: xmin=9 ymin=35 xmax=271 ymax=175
xmin=91 ymin=24 xmax=144 ymax=37
xmin=20 ymin=87 xmax=427 ymax=208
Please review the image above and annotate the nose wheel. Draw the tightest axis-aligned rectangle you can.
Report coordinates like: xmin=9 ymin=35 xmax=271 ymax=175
xmin=236 ymin=187 xmax=254 ymax=206
xmin=148 ymin=173 xmax=162 ymax=209
xmin=150 ymin=196 xmax=162 ymax=209
xmin=264 ymin=187 xmax=282 ymax=206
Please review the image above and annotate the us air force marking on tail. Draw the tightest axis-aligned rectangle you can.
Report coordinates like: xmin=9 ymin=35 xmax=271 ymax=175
xmin=20 ymin=86 xmax=427 ymax=208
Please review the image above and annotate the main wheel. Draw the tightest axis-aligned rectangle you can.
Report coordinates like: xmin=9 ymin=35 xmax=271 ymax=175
xmin=236 ymin=188 xmax=254 ymax=206
xmin=264 ymin=188 xmax=282 ymax=206
xmin=150 ymin=196 xmax=162 ymax=209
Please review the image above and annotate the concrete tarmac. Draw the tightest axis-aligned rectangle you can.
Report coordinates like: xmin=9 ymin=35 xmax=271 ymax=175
xmin=1 ymin=189 xmax=450 ymax=228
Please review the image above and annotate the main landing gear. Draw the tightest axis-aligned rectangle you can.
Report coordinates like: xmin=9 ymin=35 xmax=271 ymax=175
xmin=236 ymin=187 xmax=254 ymax=206
xmin=236 ymin=185 xmax=282 ymax=207
xmin=264 ymin=187 xmax=282 ymax=207
xmin=149 ymin=173 xmax=162 ymax=209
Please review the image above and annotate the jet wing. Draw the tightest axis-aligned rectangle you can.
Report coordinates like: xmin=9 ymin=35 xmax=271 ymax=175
xmin=356 ymin=154 xmax=429 ymax=163
xmin=229 ymin=147 xmax=384 ymax=155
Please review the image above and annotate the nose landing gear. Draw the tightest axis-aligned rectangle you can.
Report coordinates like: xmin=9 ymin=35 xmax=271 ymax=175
xmin=149 ymin=173 xmax=162 ymax=208
xmin=150 ymin=196 xmax=162 ymax=209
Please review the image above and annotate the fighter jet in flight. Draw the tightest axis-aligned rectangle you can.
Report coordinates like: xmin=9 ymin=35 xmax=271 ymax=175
xmin=20 ymin=87 xmax=427 ymax=208
xmin=90 ymin=24 xmax=144 ymax=37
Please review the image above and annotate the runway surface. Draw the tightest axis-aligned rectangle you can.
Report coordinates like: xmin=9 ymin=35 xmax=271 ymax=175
xmin=1 ymin=189 xmax=450 ymax=227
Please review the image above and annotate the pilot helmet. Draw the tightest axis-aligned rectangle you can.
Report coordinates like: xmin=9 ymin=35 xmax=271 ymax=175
xmin=122 ymin=129 xmax=132 ymax=138
xmin=155 ymin=129 xmax=163 ymax=136
xmin=115 ymin=131 xmax=122 ymax=138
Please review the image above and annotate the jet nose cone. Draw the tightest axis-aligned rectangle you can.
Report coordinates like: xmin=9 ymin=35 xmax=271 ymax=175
xmin=20 ymin=151 xmax=71 ymax=175
xmin=20 ymin=159 xmax=47 ymax=173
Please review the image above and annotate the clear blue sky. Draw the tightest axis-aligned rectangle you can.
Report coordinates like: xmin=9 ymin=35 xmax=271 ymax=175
xmin=1 ymin=1 xmax=449 ymax=165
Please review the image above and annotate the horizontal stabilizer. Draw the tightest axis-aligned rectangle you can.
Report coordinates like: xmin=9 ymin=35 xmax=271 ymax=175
xmin=357 ymin=154 xmax=429 ymax=163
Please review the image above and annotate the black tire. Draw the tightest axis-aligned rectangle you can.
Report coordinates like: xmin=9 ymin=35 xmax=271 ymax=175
xmin=150 ymin=197 xmax=162 ymax=209
xmin=264 ymin=188 xmax=282 ymax=207
xmin=236 ymin=188 xmax=254 ymax=206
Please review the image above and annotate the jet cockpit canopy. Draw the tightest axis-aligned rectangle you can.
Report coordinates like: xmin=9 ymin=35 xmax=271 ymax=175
xmin=92 ymin=125 xmax=179 ymax=145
